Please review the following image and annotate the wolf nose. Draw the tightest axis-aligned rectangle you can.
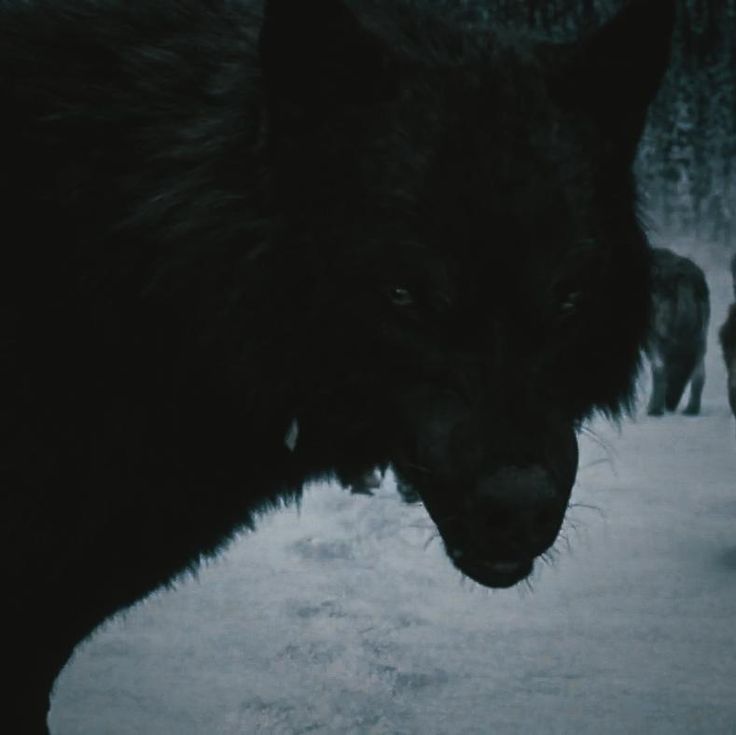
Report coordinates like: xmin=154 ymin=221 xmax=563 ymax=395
xmin=470 ymin=465 xmax=562 ymax=555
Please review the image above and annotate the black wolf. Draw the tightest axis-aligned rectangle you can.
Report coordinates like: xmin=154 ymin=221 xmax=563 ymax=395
xmin=645 ymin=248 xmax=710 ymax=416
xmin=0 ymin=0 xmax=673 ymax=731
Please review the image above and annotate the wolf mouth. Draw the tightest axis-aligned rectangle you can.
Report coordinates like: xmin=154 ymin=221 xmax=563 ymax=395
xmin=449 ymin=550 xmax=534 ymax=588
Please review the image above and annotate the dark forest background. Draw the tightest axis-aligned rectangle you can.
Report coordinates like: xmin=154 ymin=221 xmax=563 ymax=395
xmin=442 ymin=0 xmax=736 ymax=247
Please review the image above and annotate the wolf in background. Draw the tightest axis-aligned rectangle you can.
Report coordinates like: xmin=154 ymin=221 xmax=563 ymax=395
xmin=719 ymin=254 xmax=736 ymax=422
xmin=645 ymin=247 xmax=710 ymax=416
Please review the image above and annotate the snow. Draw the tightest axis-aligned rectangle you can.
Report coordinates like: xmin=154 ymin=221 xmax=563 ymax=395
xmin=50 ymin=241 xmax=736 ymax=734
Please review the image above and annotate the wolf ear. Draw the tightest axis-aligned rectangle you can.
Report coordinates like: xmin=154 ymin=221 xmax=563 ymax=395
xmin=555 ymin=0 xmax=675 ymax=155
xmin=259 ymin=0 xmax=395 ymax=108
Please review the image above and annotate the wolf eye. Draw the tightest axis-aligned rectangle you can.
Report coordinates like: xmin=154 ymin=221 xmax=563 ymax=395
xmin=559 ymin=290 xmax=582 ymax=315
xmin=389 ymin=286 xmax=414 ymax=307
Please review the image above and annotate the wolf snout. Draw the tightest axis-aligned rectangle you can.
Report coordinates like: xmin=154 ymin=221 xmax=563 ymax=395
xmin=468 ymin=465 xmax=565 ymax=556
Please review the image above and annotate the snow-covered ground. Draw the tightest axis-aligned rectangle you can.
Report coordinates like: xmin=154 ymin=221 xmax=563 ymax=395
xmin=51 ymin=239 xmax=736 ymax=735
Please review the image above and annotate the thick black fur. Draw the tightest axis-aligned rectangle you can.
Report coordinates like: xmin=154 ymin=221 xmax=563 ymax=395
xmin=0 ymin=1 xmax=673 ymax=732
xmin=645 ymin=248 xmax=710 ymax=416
